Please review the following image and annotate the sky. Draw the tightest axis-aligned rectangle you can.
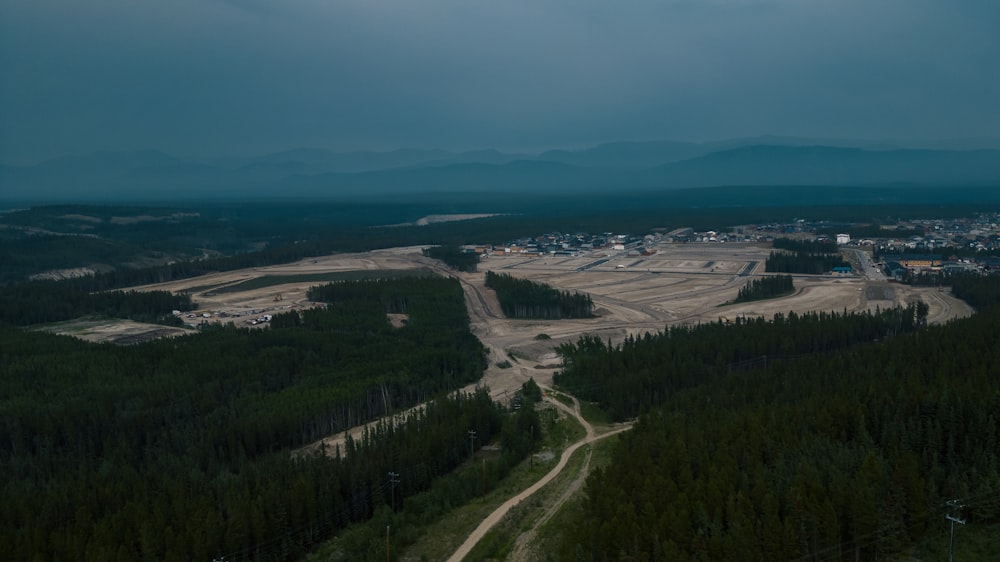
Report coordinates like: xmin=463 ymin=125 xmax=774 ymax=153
xmin=1 ymin=0 xmax=999 ymax=164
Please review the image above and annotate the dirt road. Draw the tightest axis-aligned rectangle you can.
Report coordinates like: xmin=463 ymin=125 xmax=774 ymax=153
xmin=445 ymin=392 xmax=631 ymax=562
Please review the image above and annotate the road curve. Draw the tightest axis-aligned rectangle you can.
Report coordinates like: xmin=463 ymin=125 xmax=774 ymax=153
xmin=445 ymin=393 xmax=631 ymax=562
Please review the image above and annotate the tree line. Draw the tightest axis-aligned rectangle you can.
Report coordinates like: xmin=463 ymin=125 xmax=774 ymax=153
xmin=0 ymin=281 xmax=193 ymax=326
xmin=554 ymin=303 xmax=929 ymax=422
xmin=485 ymin=270 xmax=594 ymax=319
xmin=422 ymin=245 xmax=481 ymax=272
xmin=766 ymin=238 xmax=850 ymax=274
xmin=733 ymin=274 xmax=794 ymax=303
xmin=554 ymin=279 xmax=1000 ymax=561
xmin=766 ymin=250 xmax=850 ymax=274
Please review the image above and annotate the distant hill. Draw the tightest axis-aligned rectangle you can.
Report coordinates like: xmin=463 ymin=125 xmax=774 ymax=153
xmin=536 ymin=140 xmax=708 ymax=168
xmin=277 ymin=159 xmax=615 ymax=196
xmin=240 ymin=147 xmax=455 ymax=174
xmin=2 ymin=140 xmax=998 ymax=202
xmin=646 ymin=145 xmax=1000 ymax=187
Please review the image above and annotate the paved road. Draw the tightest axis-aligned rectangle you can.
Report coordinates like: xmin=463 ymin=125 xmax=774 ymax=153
xmin=848 ymin=248 xmax=883 ymax=280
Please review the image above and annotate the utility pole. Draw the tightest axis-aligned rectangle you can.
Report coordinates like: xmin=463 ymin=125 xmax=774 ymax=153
xmin=468 ymin=429 xmax=477 ymax=459
xmin=529 ymin=424 xmax=534 ymax=470
xmin=386 ymin=525 xmax=391 ymax=562
xmin=388 ymin=471 xmax=400 ymax=511
xmin=946 ymin=499 xmax=966 ymax=562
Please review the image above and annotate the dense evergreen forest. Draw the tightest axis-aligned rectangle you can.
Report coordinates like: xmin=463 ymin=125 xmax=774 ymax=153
xmin=733 ymin=274 xmax=794 ymax=303
xmin=554 ymin=279 xmax=1000 ymax=561
xmin=554 ymin=303 xmax=928 ymax=421
xmin=421 ymin=245 xmax=481 ymax=272
xmin=0 ymin=282 xmax=193 ymax=325
xmin=0 ymin=276 xmax=501 ymax=561
xmin=485 ymin=270 xmax=594 ymax=319
xmin=766 ymin=237 xmax=849 ymax=274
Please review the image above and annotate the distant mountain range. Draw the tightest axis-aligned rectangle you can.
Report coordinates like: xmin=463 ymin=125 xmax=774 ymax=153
xmin=2 ymin=137 xmax=999 ymax=202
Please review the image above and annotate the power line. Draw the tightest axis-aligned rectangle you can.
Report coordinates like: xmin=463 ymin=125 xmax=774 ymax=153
xmin=388 ymin=471 xmax=400 ymax=512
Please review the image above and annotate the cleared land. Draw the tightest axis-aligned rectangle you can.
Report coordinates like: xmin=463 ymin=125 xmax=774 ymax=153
xmin=58 ymin=242 xmax=973 ymax=397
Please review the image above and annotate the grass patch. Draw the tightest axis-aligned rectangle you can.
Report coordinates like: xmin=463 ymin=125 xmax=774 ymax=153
xmin=529 ymin=436 xmax=621 ymax=559
xmin=209 ymin=269 xmax=433 ymax=294
xmin=179 ymin=281 xmax=231 ymax=294
xmin=467 ymin=429 xmax=624 ymax=561
xmin=395 ymin=402 xmax=584 ymax=561
xmin=549 ymin=391 xmax=573 ymax=408
xmin=577 ymin=400 xmax=612 ymax=426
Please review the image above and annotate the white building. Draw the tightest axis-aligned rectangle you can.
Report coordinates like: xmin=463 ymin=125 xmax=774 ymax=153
xmin=836 ymin=233 xmax=851 ymax=245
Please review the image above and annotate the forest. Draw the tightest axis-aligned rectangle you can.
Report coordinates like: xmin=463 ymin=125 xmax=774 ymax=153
xmin=0 ymin=282 xmax=193 ymax=326
xmin=766 ymin=237 xmax=849 ymax=274
xmin=0 ymin=275 xmax=512 ymax=561
xmin=421 ymin=245 xmax=481 ymax=272
xmin=733 ymin=274 xmax=794 ymax=303
xmin=485 ymin=270 xmax=594 ymax=319
xmin=553 ymin=276 xmax=1000 ymax=561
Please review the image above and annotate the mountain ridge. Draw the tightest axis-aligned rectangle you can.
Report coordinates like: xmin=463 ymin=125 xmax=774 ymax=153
xmin=2 ymin=139 xmax=999 ymax=202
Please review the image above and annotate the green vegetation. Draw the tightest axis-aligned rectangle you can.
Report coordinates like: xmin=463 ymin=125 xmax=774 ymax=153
xmin=0 ymin=276 xmax=490 ymax=561
xmin=485 ymin=271 xmax=593 ymax=319
xmin=551 ymin=279 xmax=1000 ymax=561
xmin=467 ymin=435 xmax=622 ymax=562
xmin=422 ymin=245 xmax=480 ymax=272
xmin=766 ymin=237 xmax=849 ymax=274
xmin=951 ymin=273 xmax=1000 ymax=310
xmin=555 ymin=304 xmax=928 ymax=421
xmin=521 ymin=377 xmax=543 ymax=403
xmin=303 ymin=400 xmax=541 ymax=562
xmin=0 ymin=282 xmax=193 ymax=325
xmin=208 ymin=270 xmax=431 ymax=294
xmin=733 ymin=274 xmax=794 ymax=303
xmin=307 ymin=394 xmax=583 ymax=562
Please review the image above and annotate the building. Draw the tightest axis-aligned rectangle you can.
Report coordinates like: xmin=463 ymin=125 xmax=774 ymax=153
xmin=895 ymin=254 xmax=943 ymax=269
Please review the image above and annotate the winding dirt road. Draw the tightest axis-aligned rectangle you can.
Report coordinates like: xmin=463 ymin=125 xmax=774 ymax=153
xmin=445 ymin=392 xmax=631 ymax=562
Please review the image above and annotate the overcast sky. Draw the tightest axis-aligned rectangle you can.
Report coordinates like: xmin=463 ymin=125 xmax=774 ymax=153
xmin=1 ymin=0 xmax=998 ymax=164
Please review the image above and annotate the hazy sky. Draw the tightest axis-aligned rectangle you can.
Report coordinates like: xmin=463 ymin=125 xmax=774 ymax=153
xmin=2 ymin=0 xmax=998 ymax=163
